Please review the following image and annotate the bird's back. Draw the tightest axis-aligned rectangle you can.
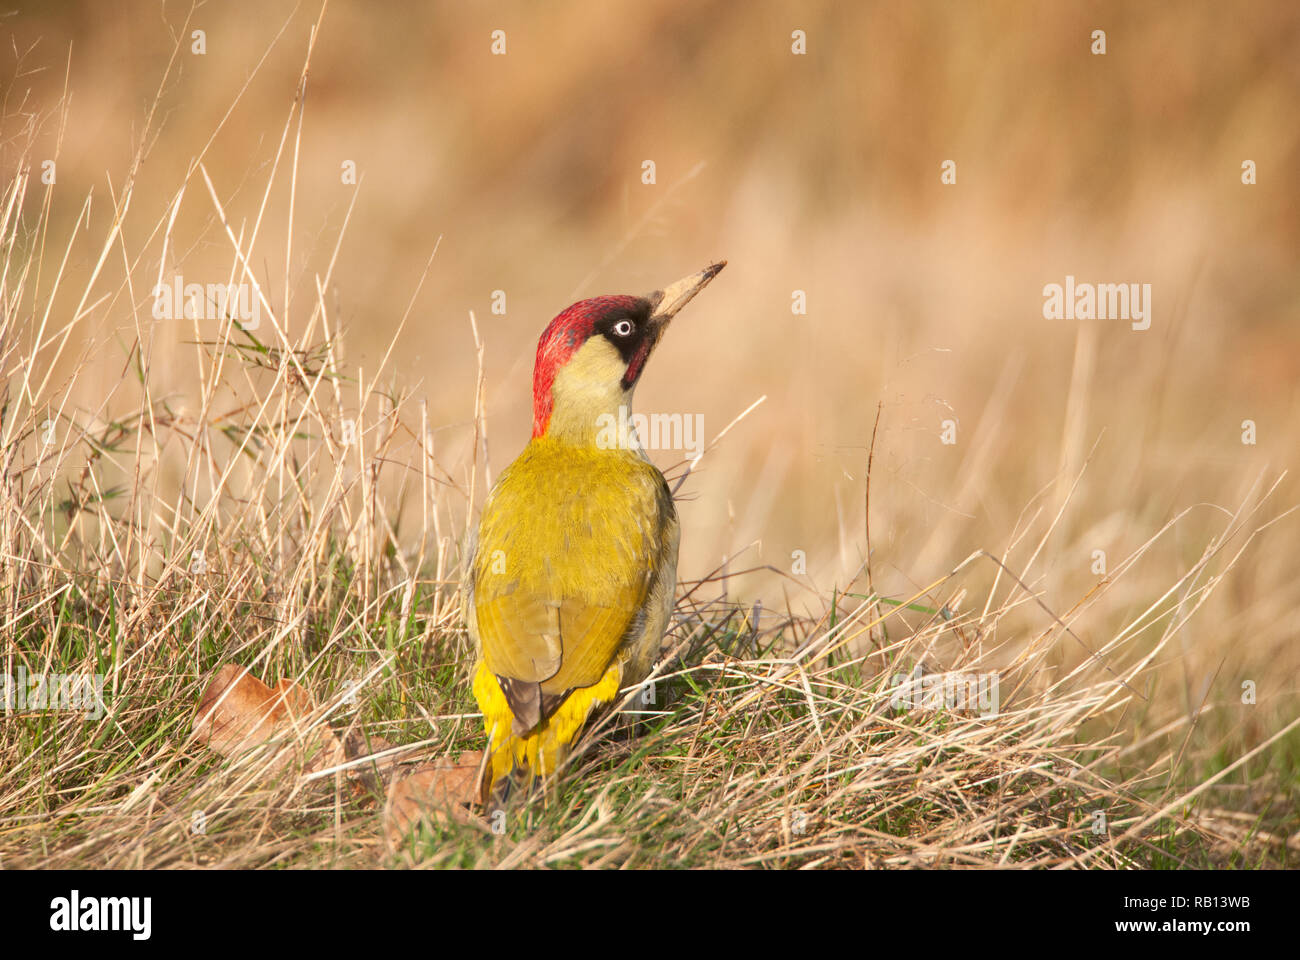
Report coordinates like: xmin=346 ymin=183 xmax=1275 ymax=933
xmin=468 ymin=435 xmax=678 ymax=786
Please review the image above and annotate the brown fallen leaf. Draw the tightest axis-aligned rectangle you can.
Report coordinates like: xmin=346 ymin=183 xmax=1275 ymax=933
xmin=384 ymin=750 xmax=484 ymax=847
xmin=194 ymin=663 xmax=342 ymax=776
xmin=195 ymin=663 xmax=440 ymax=808
xmin=196 ymin=665 xmax=295 ymax=751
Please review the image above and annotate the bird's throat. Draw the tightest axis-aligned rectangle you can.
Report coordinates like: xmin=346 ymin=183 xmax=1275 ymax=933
xmin=536 ymin=337 xmax=637 ymax=446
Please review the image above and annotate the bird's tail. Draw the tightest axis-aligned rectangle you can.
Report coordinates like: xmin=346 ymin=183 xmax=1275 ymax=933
xmin=473 ymin=660 xmax=623 ymax=806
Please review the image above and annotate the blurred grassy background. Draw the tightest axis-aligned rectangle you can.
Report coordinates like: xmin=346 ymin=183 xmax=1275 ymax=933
xmin=4 ymin=1 xmax=1298 ymax=730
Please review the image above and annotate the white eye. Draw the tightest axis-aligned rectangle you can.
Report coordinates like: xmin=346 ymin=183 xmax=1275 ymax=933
xmin=612 ymin=320 xmax=634 ymax=337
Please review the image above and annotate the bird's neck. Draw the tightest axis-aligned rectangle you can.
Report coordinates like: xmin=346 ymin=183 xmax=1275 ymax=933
xmin=533 ymin=340 xmax=637 ymax=447
xmin=539 ymin=386 xmax=638 ymax=449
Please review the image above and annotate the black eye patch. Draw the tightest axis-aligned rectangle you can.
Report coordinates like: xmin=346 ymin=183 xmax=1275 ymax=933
xmin=595 ymin=300 xmax=653 ymax=364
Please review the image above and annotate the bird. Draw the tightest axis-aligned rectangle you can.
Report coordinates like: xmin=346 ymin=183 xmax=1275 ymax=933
xmin=465 ymin=262 xmax=726 ymax=805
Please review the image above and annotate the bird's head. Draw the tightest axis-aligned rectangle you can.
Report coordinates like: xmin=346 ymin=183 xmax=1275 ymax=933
xmin=531 ymin=262 xmax=725 ymax=440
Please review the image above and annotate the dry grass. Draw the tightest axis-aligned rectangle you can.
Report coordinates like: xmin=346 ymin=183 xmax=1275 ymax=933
xmin=0 ymin=4 xmax=1296 ymax=869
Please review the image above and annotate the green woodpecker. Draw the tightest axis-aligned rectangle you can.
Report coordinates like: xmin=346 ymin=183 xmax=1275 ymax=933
xmin=466 ymin=262 xmax=726 ymax=801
